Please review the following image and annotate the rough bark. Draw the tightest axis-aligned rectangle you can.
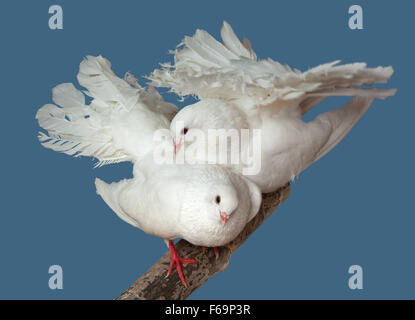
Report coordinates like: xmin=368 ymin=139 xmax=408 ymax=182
xmin=116 ymin=183 xmax=290 ymax=300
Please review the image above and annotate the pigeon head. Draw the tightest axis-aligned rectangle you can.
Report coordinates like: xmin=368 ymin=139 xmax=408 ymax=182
xmin=170 ymin=99 xmax=248 ymax=156
xmin=209 ymin=181 xmax=239 ymax=227
xmin=178 ymin=165 xmax=262 ymax=247
xmin=181 ymin=168 xmax=239 ymax=227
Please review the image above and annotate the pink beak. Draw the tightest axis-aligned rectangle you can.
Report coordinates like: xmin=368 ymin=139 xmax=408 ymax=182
xmin=220 ymin=212 xmax=228 ymax=226
xmin=174 ymin=141 xmax=182 ymax=155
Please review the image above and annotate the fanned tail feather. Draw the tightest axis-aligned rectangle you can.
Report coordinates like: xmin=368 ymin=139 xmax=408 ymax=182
xmin=149 ymin=22 xmax=396 ymax=107
xmin=77 ymin=56 xmax=141 ymax=112
xmin=36 ymin=82 xmax=130 ymax=166
xmin=36 ymin=55 xmax=177 ymax=166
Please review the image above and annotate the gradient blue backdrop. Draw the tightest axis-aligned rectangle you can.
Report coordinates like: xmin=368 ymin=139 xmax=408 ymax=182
xmin=0 ymin=0 xmax=412 ymax=299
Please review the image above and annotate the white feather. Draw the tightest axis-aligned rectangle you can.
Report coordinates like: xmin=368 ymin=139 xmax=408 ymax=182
xmin=164 ymin=23 xmax=396 ymax=193
xmin=36 ymin=55 xmax=178 ymax=166
xmin=221 ymin=21 xmax=253 ymax=59
xmin=149 ymin=22 xmax=395 ymax=109
xmin=95 ymin=158 xmax=262 ymax=247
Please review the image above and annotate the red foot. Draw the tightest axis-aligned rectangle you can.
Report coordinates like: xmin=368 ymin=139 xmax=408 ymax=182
xmin=166 ymin=240 xmax=197 ymax=287
xmin=202 ymin=246 xmax=220 ymax=260
xmin=213 ymin=247 xmax=219 ymax=260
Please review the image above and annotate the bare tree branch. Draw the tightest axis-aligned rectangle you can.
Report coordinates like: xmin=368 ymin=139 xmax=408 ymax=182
xmin=116 ymin=183 xmax=290 ymax=300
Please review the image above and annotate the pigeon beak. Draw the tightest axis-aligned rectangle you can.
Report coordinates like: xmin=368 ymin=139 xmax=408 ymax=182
xmin=174 ymin=140 xmax=182 ymax=155
xmin=220 ymin=212 xmax=228 ymax=226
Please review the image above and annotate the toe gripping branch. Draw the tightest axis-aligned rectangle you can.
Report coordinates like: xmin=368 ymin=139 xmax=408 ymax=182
xmin=166 ymin=240 xmax=198 ymax=287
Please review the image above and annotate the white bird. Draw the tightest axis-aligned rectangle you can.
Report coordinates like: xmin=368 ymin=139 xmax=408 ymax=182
xmin=95 ymin=155 xmax=261 ymax=286
xmin=149 ymin=22 xmax=397 ymax=193
xmin=36 ymin=55 xmax=262 ymax=287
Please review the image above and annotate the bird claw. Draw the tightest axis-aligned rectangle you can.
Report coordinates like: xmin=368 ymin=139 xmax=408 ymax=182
xmin=213 ymin=247 xmax=219 ymax=260
xmin=166 ymin=241 xmax=197 ymax=287
xmin=202 ymin=246 xmax=220 ymax=260
xmin=180 ymin=257 xmax=198 ymax=265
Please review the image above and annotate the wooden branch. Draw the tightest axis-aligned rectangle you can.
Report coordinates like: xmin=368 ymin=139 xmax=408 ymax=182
xmin=116 ymin=183 xmax=290 ymax=300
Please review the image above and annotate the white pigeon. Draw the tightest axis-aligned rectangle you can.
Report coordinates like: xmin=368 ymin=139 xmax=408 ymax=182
xmin=149 ymin=22 xmax=397 ymax=192
xmin=36 ymin=55 xmax=262 ymax=287
xmin=95 ymin=155 xmax=261 ymax=286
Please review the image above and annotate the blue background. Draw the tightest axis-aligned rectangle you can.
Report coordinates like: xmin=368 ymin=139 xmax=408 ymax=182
xmin=0 ymin=0 xmax=413 ymax=299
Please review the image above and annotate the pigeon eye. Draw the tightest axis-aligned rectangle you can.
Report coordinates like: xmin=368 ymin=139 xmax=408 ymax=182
xmin=215 ymin=195 xmax=221 ymax=204
xmin=182 ymin=128 xmax=188 ymax=135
